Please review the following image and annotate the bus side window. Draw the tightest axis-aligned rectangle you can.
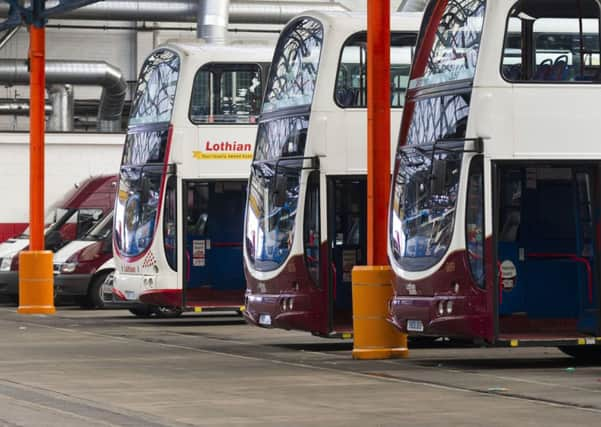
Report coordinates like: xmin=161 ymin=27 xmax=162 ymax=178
xmin=304 ymin=171 xmax=320 ymax=287
xmin=190 ymin=64 xmax=263 ymax=124
xmin=502 ymin=1 xmax=601 ymax=83
xmin=335 ymin=32 xmax=415 ymax=109
xmin=499 ymin=170 xmax=522 ymax=242
xmin=466 ymin=156 xmax=484 ymax=288
xmin=163 ymin=176 xmax=177 ymax=271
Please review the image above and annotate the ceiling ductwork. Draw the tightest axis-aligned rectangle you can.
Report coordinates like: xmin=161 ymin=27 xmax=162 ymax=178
xmin=0 ymin=59 xmax=126 ymax=132
xmin=0 ymin=101 xmax=52 ymax=116
xmin=397 ymin=0 xmax=429 ymax=12
xmin=197 ymin=0 xmax=230 ymax=43
xmin=0 ymin=1 xmax=350 ymax=25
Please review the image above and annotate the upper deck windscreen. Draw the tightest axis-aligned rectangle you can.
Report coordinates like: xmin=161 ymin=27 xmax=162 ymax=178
xmin=262 ymin=18 xmax=324 ymax=114
xmin=410 ymin=0 xmax=486 ymax=89
xmin=129 ymin=50 xmax=180 ymax=127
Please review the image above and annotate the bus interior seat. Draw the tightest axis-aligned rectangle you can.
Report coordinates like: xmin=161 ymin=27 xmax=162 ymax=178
xmin=503 ymin=64 xmax=521 ymax=80
xmin=335 ymin=88 xmax=357 ymax=107
xmin=533 ymin=58 xmax=553 ymax=80
xmin=548 ymin=55 xmax=569 ymax=81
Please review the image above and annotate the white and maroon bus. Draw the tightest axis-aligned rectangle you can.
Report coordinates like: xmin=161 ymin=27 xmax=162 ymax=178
xmin=388 ymin=0 xmax=601 ymax=359
xmin=243 ymin=11 xmax=421 ymax=337
xmin=112 ymin=40 xmax=274 ymax=317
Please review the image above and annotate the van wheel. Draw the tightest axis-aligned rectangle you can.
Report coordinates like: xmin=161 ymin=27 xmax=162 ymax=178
xmin=129 ymin=305 xmax=154 ymax=317
xmin=558 ymin=345 xmax=601 ymax=361
xmin=83 ymin=271 xmax=109 ymax=309
xmin=153 ymin=306 xmax=183 ymax=318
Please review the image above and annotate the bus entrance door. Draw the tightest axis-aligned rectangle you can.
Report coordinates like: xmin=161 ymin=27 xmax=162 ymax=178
xmin=496 ymin=165 xmax=600 ymax=339
xmin=327 ymin=177 xmax=367 ymax=333
xmin=183 ymin=181 xmax=247 ymax=310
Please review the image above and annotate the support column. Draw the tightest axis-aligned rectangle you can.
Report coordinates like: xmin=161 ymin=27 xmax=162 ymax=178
xmin=18 ymin=20 xmax=55 ymax=315
xmin=352 ymin=0 xmax=406 ymax=359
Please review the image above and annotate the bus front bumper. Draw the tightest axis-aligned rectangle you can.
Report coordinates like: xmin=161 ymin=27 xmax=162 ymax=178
xmin=243 ymin=294 xmax=318 ymax=331
xmin=0 ymin=271 xmax=18 ymax=296
xmin=388 ymin=295 xmax=488 ymax=339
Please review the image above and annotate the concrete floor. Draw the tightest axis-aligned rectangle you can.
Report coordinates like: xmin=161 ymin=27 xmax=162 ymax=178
xmin=0 ymin=302 xmax=600 ymax=426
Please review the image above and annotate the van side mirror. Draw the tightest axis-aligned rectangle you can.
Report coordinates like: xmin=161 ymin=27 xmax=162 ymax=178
xmin=45 ymin=230 xmax=63 ymax=252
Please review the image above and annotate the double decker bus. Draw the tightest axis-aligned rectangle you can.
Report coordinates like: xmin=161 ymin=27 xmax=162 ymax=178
xmin=243 ymin=11 xmax=420 ymax=337
xmin=112 ymin=40 xmax=274 ymax=317
xmin=389 ymin=0 xmax=601 ymax=358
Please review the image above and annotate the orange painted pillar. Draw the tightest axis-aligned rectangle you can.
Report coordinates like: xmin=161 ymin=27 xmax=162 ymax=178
xmin=18 ymin=25 xmax=55 ymax=315
xmin=352 ymin=0 xmax=407 ymax=359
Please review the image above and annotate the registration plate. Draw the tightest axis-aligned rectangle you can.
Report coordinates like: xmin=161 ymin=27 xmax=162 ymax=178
xmin=407 ymin=320 xmax=424 ymax=332
xmin=258 ymin=314 xmax=272 ymax=326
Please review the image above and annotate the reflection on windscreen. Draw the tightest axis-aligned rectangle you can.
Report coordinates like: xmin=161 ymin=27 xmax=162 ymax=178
xmin=114 ymin=166 xmax=162 ymax=257
xmin=405 ymin=94 xmax=470 ymax=146
xmin=390 ymin=147 xmax=462 ymax=271
xmin=129 ymin=50 xmax=180 ymax=126
xmin=262 ymin=18 xmax=324 ymax=113
xmin=246 ymin=116 xmax=309 ymax=271
xmin=411 ymin=0 xmax=486 ymax=89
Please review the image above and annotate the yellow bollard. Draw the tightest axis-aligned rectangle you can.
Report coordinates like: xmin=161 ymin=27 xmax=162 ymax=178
xmin=352 ymin=265 xmax=408 ymax=360
xmin=18 ymin=251 xmax=55 ymax=315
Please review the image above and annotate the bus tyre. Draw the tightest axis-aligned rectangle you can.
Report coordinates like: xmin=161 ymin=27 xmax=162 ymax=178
xmin=84 ymin=271 xmax=109 ymax=309
xmin=558 ymin=346 xmax=601 ymax=361
xmin=129 ymin=305 xmax=154 ymax=317
xmin=152 ymin=306 xmax=183 ymax=318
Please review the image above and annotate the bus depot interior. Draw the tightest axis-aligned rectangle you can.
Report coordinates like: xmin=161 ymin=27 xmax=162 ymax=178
xmin=6 ymin=2 xmax=601 ymax=425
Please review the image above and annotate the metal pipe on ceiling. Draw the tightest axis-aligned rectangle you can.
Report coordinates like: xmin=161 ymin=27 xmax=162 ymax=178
xmin=0 ymin=1 xmax=349 ymax=25
xmin=197 ymin=0 xmax=230 ymax=43
xmin=0 ymin=59 xmax=126 ymax=132
xmin=0 ymin=102 xmax=52 ymax=116
xmin=47 ymin=84 xmax=74 ymax=132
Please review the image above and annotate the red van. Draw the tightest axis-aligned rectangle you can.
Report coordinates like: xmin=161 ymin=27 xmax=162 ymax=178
xmin=0 ymin=175 xmax=118 ymax=302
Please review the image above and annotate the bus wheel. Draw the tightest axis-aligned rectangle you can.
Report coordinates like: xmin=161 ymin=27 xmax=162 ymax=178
xmin=153 ymin=306 xmax=183 ymax=318
xmin=558 ymin=346 xmax=601 ymax=361
xmin=129 ymin=305 xmax=154 ymax=317
xmin=83 ymin=271 xmax=110 ymax=309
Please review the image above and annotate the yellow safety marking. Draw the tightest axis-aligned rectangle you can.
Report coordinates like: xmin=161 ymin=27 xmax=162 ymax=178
xmin=510 ymin=340 xmax=519 ymax=347
xmin=194 ymin=307 xmax=203 ymax=313
xmin=342 ymin=333 xmax=353 ymax=340
xmin=578 ymin=338 xmax=586 ymax=345
xmin=239 ymin=306 xmax=246 ymax=312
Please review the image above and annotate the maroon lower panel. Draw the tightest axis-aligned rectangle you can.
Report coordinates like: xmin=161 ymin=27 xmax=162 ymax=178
xmin=244 ymin=251 xmax=329 ymax=335
xmin=389 ymin=246 xmax=494 ymax=342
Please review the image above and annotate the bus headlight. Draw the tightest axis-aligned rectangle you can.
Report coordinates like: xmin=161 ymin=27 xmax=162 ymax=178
xmin=437 ymin=301 xmax=445 ymax=316
xmin=0 ymin=257 xmax=13 ymax=271
xmin=61 ymin=262 xmax=77 ymax=274
xmin=446 ymin=300 xmax=454 ymax=315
